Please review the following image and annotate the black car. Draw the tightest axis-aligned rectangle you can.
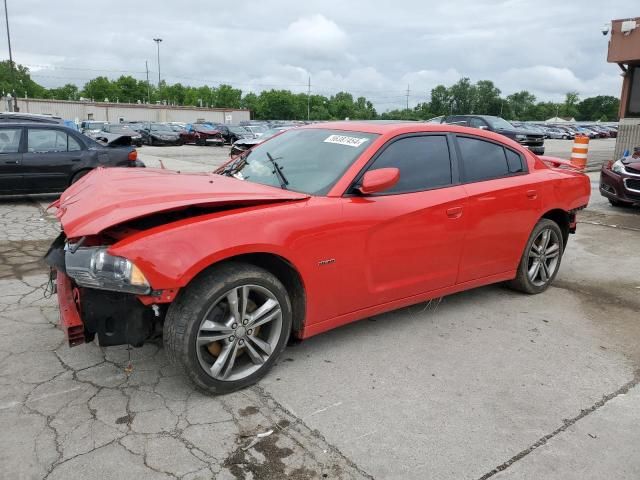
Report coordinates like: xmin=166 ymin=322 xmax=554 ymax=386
xmin=100 ymin=124 xmax=143 ymax=147
xmin=139 ymin=123 xmax=182 ymax=146
xmin=211 ymin=124 xmax=253 ymax=144
xmin=442 ymin=115 xmax=545 ymax=155
xmin=0 ymin=123 xmax=144 ymax=195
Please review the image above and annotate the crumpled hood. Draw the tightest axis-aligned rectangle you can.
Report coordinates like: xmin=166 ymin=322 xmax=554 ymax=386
xmin=52 ymin=167 xmax=309 ymax=237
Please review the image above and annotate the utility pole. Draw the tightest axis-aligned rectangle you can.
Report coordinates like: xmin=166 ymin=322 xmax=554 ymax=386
xmin=4 ymin=0 xmax=17 ymax=111
xmin=405 ymin=84 xmax=410 ymax=112
xmin=307 ymin=76 xmax=311 ymax=121
xmin=145 ymin=60 xmax=151 ymax=103
xmin=153 ymin=38 xmax=162 ymax=100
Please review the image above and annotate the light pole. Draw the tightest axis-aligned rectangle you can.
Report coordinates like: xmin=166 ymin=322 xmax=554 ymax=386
xmin=153 ymin=38 xmax=162 ymax=100
xmin=4 ymin=0 xmax=17 ymax=111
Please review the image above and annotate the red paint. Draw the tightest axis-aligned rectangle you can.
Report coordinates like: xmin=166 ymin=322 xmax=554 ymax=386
xmin=53 ymin=122 xmax=591 ymax=340
xmin=358 ymin=167 xmax=400 ymax=194
xmin=56 ymin=272 xmax=86 ymax=346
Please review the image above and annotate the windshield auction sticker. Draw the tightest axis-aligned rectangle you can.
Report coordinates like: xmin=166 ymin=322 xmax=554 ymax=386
xmin=323 ymin=135 xmax=369 ymax=147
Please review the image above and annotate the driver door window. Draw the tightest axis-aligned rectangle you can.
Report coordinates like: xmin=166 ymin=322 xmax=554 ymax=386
xmin=365 ymin=135 xmax=452 ymax=194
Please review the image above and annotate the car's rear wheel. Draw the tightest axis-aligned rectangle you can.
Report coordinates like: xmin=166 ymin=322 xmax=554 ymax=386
xmin=507 ymin=219 xmax=564 ymax=294
xmin=70 ymin=169 xmax=91 ymax=185
xmin=164 ymin=262 xmax=292 ymax=394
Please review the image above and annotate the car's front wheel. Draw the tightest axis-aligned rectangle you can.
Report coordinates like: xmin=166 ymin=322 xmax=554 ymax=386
xmin=164 ymin=262 xmax=292 ymax=394
xmin=507 ymin=219 xmax=564 ymax=294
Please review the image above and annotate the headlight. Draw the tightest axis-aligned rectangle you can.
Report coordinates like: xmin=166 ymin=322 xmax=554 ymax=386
xmin=65 ymin=246 xmax=151 ymax=294
xmin=611 ymin=160 xmax=625 ymax=174
xmin=515 ymin=134 xmax=527 ymax=141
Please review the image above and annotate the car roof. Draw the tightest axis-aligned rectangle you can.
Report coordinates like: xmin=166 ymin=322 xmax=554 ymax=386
xmin=301 ymin=120 xmax=487 ymax=136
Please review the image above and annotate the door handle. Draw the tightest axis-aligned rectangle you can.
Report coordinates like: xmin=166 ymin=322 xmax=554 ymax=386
xmin=526 ymin=190 xmax=538 ymax=199
xmin=71 ymin=158 xmax=82 ymax=162
xmin=4 ymin=160 xmax=19 ymax=164
xmin=446 ymin=206 xmax=463 ymax=219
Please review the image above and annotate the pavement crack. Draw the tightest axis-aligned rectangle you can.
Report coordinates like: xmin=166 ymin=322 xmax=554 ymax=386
xmin=476 ymin=370 xmax=640 ymax=480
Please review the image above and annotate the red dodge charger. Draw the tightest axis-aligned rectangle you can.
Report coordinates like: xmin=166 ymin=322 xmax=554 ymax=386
xmin=46 ymin=122 xmax=590 ymax=394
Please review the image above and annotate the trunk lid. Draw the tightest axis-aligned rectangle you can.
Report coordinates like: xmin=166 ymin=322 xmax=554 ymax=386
xmin=52 ymin=167 xmax=309 ymax=237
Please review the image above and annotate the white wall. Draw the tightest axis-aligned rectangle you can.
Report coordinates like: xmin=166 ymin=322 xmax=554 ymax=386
xmin=6 ymin=98 xmax=250 ymax=124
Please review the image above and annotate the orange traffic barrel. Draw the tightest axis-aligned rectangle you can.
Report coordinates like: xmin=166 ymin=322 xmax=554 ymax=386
xmin=570 ymin=135 xmax=589 ymax=170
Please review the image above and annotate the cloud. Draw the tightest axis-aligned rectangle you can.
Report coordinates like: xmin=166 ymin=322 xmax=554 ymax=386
xmin=9 ymin=0 xmax=633 ymax=110
xmin=279 ymin=14 xmax=348 ymax=59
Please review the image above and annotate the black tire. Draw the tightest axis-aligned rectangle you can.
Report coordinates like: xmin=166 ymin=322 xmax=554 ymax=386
xmin=507 ymin=218 xmax=564 ymax=294
xmin=164 ymin=262 xmax=292 ymax=394
xmin=70 ymin=169 xmax=91 ymax=185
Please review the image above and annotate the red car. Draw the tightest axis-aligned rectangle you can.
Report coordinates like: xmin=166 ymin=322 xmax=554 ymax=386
xmin=179 ymin=123 xmax=224 ymax=146
xmin=46 ymin=122 xmax=590 ymax=394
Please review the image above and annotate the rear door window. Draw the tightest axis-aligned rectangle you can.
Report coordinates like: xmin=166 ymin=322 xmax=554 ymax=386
xmin=27 ymin=129 xmax=68 ymax=153
xmin=457 ymin=136 xmax=517 ymax=182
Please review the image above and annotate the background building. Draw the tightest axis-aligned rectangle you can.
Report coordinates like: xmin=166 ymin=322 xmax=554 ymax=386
xmin=2 ymin=97 xmax=251 ymax=125
xmin=608 ymin=16 xmax=640 ymax=158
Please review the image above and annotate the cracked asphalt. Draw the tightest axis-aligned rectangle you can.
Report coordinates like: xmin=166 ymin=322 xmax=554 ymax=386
xmin=1 ymin=141 xmax=639 ymax=480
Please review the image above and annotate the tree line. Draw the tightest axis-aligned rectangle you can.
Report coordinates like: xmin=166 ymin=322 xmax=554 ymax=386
xmin=0 ymin=61 xmax=619 ymax=122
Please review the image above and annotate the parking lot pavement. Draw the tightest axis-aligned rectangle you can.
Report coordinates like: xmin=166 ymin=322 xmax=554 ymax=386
xmin=1 ymin=143 xmax=640 ymax=479
xmin=138 ymin=145 xmax=232 ymax=172
xmin=544 ymin=138 xmax=615 ymax=171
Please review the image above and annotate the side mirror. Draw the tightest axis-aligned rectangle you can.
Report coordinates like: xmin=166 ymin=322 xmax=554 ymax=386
xmin=357 ymin=168 xmax=400 ymax=195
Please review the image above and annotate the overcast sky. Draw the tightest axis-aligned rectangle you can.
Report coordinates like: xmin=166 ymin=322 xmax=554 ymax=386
xmin=5 ymin=0 xmax=636 ymax=110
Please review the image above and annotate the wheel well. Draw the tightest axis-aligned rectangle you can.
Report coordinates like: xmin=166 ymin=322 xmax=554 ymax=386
xmin=70 ymin=168 xmax=92 ymax=186
xmin=215 ymin=253 xmax=306 ymax=338
xmin=541 ymin=209 xmax=570 ymax=247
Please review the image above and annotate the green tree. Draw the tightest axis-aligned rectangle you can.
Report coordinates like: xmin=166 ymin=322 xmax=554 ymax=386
xmin=328 ymin=92 xmax=355 ymax=119
xmin=474 ymin=80 xmax=502 ymax=115
xmin=506 ymin=91 xmax=536 ymax=120
xmin=576 ymin=95 xmax=619 ymax=121
xmin=0 ymin=60 xmax=47 ymax=98
xmin=561 ymin=91 xmax=579 ymax=119
xmin=48 ymin=83 xmax=79 ymax=101
xmin=449 ymin=77 xmax=476 ymax=114
xmin=256 ymin=89 xmax=297 ymax=119
xmin=428 ymin=85 xmax=452 ymax=116
xmin=213 ymin=84 xmax=242 ymax=108
xmin=81 ymin=76 xmax=117 ymax=102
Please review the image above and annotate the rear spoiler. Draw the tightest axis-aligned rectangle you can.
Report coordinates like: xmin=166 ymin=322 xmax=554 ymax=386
xmin=538 ymin=156 xmax=581 ymax=171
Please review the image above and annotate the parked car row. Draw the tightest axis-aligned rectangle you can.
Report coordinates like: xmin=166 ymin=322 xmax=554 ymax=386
xmin=512 ymin=122 xmax=618 ymax=140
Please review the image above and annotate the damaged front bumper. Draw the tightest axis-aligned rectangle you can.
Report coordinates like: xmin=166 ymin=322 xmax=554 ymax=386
xmin=45 ymin=235 xmax=162 ymax=348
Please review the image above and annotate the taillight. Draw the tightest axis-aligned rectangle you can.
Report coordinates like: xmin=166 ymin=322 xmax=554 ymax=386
xmin=128 ymin=150 xmax=138 ymax=161
xmin=605 ymin=160 xmax=613 ymax=170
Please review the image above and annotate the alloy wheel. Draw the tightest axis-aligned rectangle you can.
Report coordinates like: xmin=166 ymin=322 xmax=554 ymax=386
xmin=527 ymin=228 xmax=561 ymax=287
xmin=195 ymin=284 xmax=283 ymax=381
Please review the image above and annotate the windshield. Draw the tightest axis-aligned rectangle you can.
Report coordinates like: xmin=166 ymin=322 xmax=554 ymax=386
xmin=247 ymin=125 xmax=267 ymax=133
xmin=486 ymin=117 xmax=515 ymax=130
xmin=229 ymin=126 xmax=250 ymax=134
xmin=150 ymin=124 xmax=173 ymax=132
xmin=86 ymin=122 xmax=106 ymax=130
xmin=220 ymin=128 xmax=378 ymax=195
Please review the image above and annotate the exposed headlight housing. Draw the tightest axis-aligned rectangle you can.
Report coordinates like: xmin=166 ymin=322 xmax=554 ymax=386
xmin=65 ymin=246 xmax=151 ymax=294
xmin=515 ymin=134 xmax=527 ymax=141
xmin=611 ymin=159 xmax=625 ymax=174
